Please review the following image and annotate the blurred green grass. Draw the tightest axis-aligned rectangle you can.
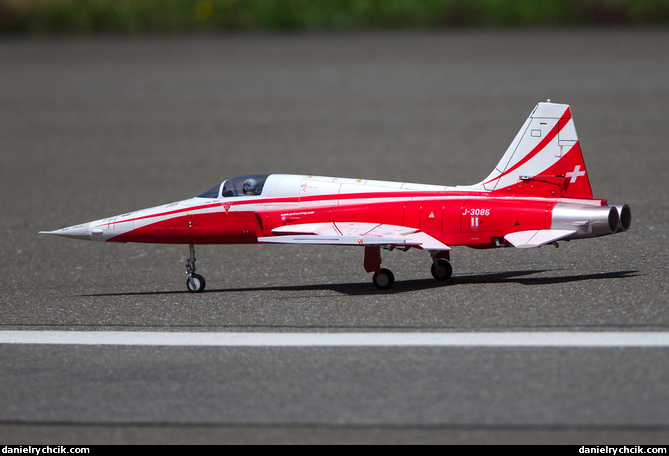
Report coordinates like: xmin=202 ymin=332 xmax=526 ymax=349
xmin=1 ymin=0 xmax=668 ymax=35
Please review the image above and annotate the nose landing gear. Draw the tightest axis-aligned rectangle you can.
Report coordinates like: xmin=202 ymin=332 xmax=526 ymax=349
xmin=186 ymin=244 xmax=206 ymax=293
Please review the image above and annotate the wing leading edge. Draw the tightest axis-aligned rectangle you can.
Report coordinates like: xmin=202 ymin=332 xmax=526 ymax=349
xmin=258 ymin=222 xmax=451 ymax=251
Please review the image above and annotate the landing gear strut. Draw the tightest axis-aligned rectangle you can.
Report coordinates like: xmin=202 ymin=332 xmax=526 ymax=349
xmin=186 ymin=244 xmax=206 ymax=293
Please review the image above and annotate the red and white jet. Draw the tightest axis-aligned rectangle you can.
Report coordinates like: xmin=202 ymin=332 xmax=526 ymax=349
xmin=41 ymin=101 xmax=631 ymax=291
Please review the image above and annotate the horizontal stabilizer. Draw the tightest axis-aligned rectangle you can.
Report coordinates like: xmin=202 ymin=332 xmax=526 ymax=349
xmin=504 ymin=229 xmax=576 ymax=248
xmin=259 ymin=222 xmax=450 ymax=251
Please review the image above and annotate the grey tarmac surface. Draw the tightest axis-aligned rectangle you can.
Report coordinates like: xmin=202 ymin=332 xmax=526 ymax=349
xmin=1 ymin=29 xmax=668 ymax=444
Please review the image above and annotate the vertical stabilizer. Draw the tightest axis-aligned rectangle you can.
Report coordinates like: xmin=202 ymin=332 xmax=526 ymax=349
xmin=474 ymin=102 xmax=593 ymax=198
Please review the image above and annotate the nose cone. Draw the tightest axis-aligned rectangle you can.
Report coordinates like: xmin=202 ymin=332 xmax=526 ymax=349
xmin=40 ymin=222 xmax=94 ymax=240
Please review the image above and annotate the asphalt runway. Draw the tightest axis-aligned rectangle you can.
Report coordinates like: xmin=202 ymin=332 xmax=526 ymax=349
xmin=1 ymin=29 xmax=668 ymax=444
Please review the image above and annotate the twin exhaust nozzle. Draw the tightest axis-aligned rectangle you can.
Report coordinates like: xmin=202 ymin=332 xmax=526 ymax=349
xmin=612 ymin=204 xmax=632 ymax=233
xmin=552 ymin=203 xmax=631 ymax=239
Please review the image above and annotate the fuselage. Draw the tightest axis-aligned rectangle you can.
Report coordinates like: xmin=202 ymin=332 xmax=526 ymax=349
xmin=63 ymin=173 xmax=619 ymax=249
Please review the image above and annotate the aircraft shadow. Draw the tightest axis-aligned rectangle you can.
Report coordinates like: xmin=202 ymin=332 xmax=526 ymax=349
xmin=81 ymin=269 xmax=639 ymax=297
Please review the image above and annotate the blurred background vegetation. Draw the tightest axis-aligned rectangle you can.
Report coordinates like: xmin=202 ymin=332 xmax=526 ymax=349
xmin=1 ymin=0 xmax=668 ymax=35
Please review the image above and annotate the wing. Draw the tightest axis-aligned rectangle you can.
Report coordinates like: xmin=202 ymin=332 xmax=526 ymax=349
xmin=504 ymin=229 xmax=576 ymax=248
xmin=258 ymin=222 xmax=450 ymax=251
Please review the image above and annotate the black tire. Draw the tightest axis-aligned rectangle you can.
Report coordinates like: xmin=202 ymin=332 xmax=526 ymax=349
xmin=431 ymin=259 xmax=453 ymax=281
xmin=186 ymin=273 xmax=206 ymax=293
xmin=372 ymin=268 xmax=395 ymax=290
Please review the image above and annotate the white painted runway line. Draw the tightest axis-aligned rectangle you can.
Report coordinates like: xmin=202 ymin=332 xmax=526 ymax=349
xmin=1 ymin=331 xmax=669 ymax=347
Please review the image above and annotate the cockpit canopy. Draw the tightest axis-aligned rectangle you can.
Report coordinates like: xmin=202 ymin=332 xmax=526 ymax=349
xmin=198 ymin=174 xmax=269 ymax=198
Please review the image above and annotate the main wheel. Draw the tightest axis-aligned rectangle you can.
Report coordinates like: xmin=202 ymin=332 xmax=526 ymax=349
xmin=431 ymin=259 xmax=453 ymax=281
xmin=186 ymin=273 xmax=206 ymax=293
xmin=372 ymin=268 xmax=395 ymax=290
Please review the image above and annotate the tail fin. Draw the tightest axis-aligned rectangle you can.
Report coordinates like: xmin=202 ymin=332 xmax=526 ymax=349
xmin=475 ymin=101 xmax=593 ymax=198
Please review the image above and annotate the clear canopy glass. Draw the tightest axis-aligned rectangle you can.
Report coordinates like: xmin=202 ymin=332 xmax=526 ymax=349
xmin=197 ymin=174 xmax=270 ymax=198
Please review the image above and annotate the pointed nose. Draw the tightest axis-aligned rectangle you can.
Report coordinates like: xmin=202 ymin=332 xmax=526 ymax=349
xmin=40 ymin=222 xmax=94 ymax=240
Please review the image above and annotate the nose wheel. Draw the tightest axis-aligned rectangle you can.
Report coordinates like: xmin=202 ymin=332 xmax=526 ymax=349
xmin=186 ymin=244 xmax=206 ymax=293
xmin=186 ymin=273 xmax=206 ymax=293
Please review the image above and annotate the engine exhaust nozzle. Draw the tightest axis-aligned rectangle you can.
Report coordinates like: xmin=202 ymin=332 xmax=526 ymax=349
xmin=551 ymin=203 xmax=620 ymax=239
xmin=613 ymin=204 xmax=632 ymax=232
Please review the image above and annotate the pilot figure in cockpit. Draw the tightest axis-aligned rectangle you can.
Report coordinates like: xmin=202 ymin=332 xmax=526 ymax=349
xmin=243 ymin=178 xmax=259 ymax=195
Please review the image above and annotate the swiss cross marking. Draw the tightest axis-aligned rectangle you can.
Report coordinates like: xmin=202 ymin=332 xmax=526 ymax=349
xmin=565 ymin=165 xmax=586 ymax=183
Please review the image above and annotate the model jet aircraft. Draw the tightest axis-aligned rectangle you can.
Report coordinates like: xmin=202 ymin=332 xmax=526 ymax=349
xmin=41 ymin=101 xmax=631 ymax=291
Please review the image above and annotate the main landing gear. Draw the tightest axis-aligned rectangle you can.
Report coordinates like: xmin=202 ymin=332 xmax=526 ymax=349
xmin=365 ymin=246 xmax=452 ymax=290
xmin=186 ymin=244 xmax=206 ymax=293
xmin=183 ymin=245 xmax=452 ymax=292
